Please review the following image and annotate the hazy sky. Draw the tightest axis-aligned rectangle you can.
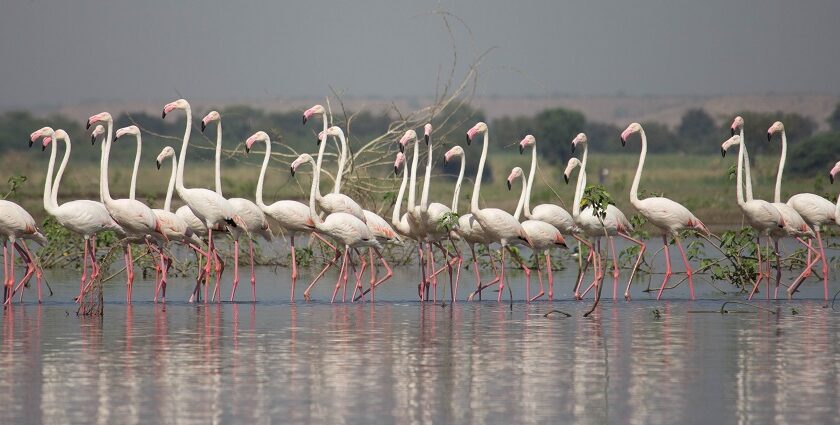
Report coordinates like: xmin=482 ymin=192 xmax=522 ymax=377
xmin=2 ymin=0 xmax=840 ymax=108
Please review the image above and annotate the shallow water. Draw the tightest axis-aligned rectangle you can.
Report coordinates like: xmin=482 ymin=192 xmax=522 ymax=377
xmin=1 ymin=252 xmax=839 ymax=424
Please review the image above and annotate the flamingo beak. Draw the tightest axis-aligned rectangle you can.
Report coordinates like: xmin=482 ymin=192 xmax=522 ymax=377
xmin=394 ymin=165 xmax=399 ymax=175
xmin=28 ymin=139 xmax=33 ymax=148
xmin=506 ymin=180 xmax=512 ymax=190
xmin=767 ymin=132 xmax=772 ymax=141
xmin=466 ymin=134 xmax=472 ymax=145
xmin=424 ymin=134 xmax=429 ymax=145
xmin=730 ymin=127 xmax=736 ymax=136
xmin=41 ymin=143 xmax=46 ymax=152
xmin=86 ymin=119 xmax=92 ymax=130
xmin=519 ymin=144 xmax=525 ymax=154
xmin=564 ymin=174 xmax=569 ymax=184
xmin=721 ymin=148 xmax=726 ymax=157
xmin=620 ymin=137 xmax=626 ymax=147
xmin=830 ymin=173 xmax=835 ymax=184
xmin=398 ymin=142 xmax=405 ymax=154
xmin=302 ymin=115 xmax=307 ymax=125
xmin=571 ymin=142 xmax=576 ymax=153
xmin=162 ymin=109 xmax=167 ymax=119
xmin=201 ymin=121 xmax=206 ymax=132
xmin=290 ymin=166 xmax=295 ymax=177
xmin=156 ymin=160 xmax=161 ymax=170
xmin=113 ymin=133 xmax=120 ymax=141
xmin=91 ymin=134 xmax=96 ymax=145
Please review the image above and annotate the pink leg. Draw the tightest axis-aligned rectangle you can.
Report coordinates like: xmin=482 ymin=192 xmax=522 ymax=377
xmin=674 ymin=236 xmax=694 ymax=300
xmin=573 ymin=235 xmax=594 ymax=300
xmin=125 ymin=245 xmax=135 ymax=304
xmin=450 ymin=240 xmax=463 ymax=301
xmin=656 ymin=235 xmax=673 ymax=300
xmin=351 ymin=251 xmax=367 ymax=302
xmin=229 ymin=238 xmax=240 ymax=302
xmin=289 ymin=235 xmax=298 ymax=301
xmin=787 ymin=237 xmax=822 ymax=298
xmin=12 ymin=242 xmax=36 ymax=303
xmin=353 ymin=247 xmax=393 ymax=302
xmin=81 ymin=237 xmax=89 ymax=293
xmin=331 ymin=248 xmax=350 ymax=303
xmin=817 ymin=229 xmax=828 ymax=301
xmin=618 ymin=233 xmax=646 ymax=300
xmin=546 ymin=251 xmax=554 ymax=300
xmin=303 ymin=238 xmax=341 ymax=301
xmin=5 ymin=240 xmax=14 ymax=305
xmin=249 ymin=239 xmax=257 ymax=302
xmin=609 ymin=237 xmax=620 ymax=301
xmin=470 ymin=244 xmax=482 ymax=300
xmin=529 ymin=251 xmax=546 ymax=302
xmin=747 ymin=237 xmax=764 ymax=301
xmin=3 ymin=241 xmax=8 ymax=304
xmin=497 ymin=247 xmax=506 ymax=303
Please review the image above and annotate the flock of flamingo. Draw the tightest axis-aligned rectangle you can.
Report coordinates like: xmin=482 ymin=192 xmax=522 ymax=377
xmin=1 ymin=98 xmax=837 ymax=306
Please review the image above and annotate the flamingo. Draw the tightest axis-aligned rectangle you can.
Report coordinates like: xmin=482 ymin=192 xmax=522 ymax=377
xmin=507 ymin=167 xmax=568 ymax=301
xmin=620 ymin=122 xmax=709 ymax=300
xmin=87 ymin=112 xmax=166 ymax=304
xmin=162 ymin=99 xmax=239 ymax=303
xmin=466 ymin=122 xmax=533 ymax=302
xmin=291 ymin=148 xmax=387 ymax=303
xmin=565 ymin=133 xmax=646 ymax=301
xmin=442 ymin=146 xmax=501 ymax=302
xmin=150 ymin=146 xmax=208 ymax=302
xmin=200 ymin=111 xmax=273 ymax=302
xmin=245 ymin=131 xmax=337 ymax=301
xmin=0 ymin=198 xmax=46 ymax=305
xmin=720 ymin=133 xmax=786 ymax=299
xmin=765 ymin=121 xmax=820 ymax=299
xmin=31 ymin=127 xmax=122 ymax=302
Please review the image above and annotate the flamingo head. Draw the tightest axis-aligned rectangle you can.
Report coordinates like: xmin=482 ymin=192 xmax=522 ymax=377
xmin=325 ymin=125 xmax=343 ymax=138
xmin=398 ymin=129 xmax=416 ymax=153
xmin=830 ymin=161 xmax=840 ymax=184
xmin=519 ymin=134 xmax=536 ymax=154
xmin=767 ymin=121 xmax=784 ymax=141
xmin=570 ymin=132 xmax=587 ymax=153
xmin=394 ymin=152 xmax=406 ymax=175
xmin=620 ymin=123 xmax=642 ymax=146
xmin=90 ymin=125 xmax=105 ymax=145
xmin=563 ymin=158 xmax=582 ymax=184
xmin=29 ymin=126 xmax=54 ymax=148
xmin=290 ymin=153 xmax=314 ymax=177
xmin=47 ymin=129 xmax=71 ymax=151
xmin=201 ymin=110 xmax=220 ymax=133
xmin=114 ymin=125 xmax=139 ymax=141
xmin=162 ymin=99 xmax=190 ymax=119
xmin=443 ymin=146 xmax=464 ymax=165
xmin=721 ymin=135 xmax=741 ymax=157
xmin=245 ymin=131 xmax=269 ymax=153
xmin=730 ymin=116 xmax=744 ymax=136
xmin=156 ymin=146 xmax=176 ymax=170
xmin=423 ymin=123 xmax=432 ymax=145
xmin=466 ymin=122 xmax=487 ymax=145
xmin=86 ymin=111 xmax=112 ymax=130
xmin=302 ymin=104 xmax=325 ymax=124
xmin=506 ymin=167 xmax=523 ymax=190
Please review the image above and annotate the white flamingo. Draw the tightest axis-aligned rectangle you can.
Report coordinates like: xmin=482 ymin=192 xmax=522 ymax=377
xmin=620 ymin=122 xmax=709 ymax=300
xmin=765 ymin=121 xmax=820 ymax=299
xmin=0 ymin=199 xmax=45 ymax=305
xmin=88 ymin=112 xmax=165 ymax=304
xmin=245 ymin=131 xmax=337 ymax=301
xmin=292 ymin=148 xmax=387 ymax=303
xmin=201 ymin=111 xmax=273 ymax=302
xmin=442 ymin=146 xmax=501 ymax=302
xmin=565 ymin=133 xmax=646 ymax=301
xmin=466 ymin=122 xmax=533 ymax=303
xmin=720 ymin=132 xmax=786 ymax=300
xmin=162 ymin=99 xmax=239 ymax=303
xmin=31 ymin=127 xmax=122 ymax=301
xmin=507 ymin=167 xmax=568 ymax=301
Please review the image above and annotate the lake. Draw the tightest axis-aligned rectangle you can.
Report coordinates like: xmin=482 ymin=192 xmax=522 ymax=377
xmin=1 ymin=249 xmax=839 ymax=424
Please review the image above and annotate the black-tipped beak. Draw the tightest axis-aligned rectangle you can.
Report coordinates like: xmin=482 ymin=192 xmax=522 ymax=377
xmin=394 ymin=166 xmax=399 ymax=175
xmin=316 ymin=137 xmax=321 ymax=146
xmin=41 ymin=144 xmax=46 ymax=152
xmin=113 ymin=134 xmax=119 ymax=141
xmin=721 ymin=148 xmax=726 ymax=157
xmin=830 ymin=173 xmax=835 ymax=184
xmin=302 ymin=115 xmax=307 ymax=125
xmin=564 ymin=174 xmax=569 ymax=184
xmin=620 ymin=137 xmax=626 ymax=147
xmin=290 ymin=166 xmax=295 ymax=177
xmin=398 ymin=143 xmax=405 ymax=154
xmin=156 ymin=160 xmax=161 ymax=170
xmin=571 ymin=143 xmax=576 ymax=153
xmin=466 ymin=135 xmax=471 ymax=145
xmin=519 ymin=144 xmax=524 ymax=155
xmin=443 ymin=157 xmax=448 ymax=165
xmin=424 ymin=134 xmax=429 ymax=145
xmin=730 ymin=128 xmax=735 ymax=136
xmin=201 ymin=121 xmax=206 ymax=132
xmin=28 ymin=140 xmax=33 ymax=148
xmin=767 ymin=132 xmax=772 ymax=141
xmin=86 ymin=120 xmax=92 ymax=130
xmin=506 ymin=180 xmax=512 ymax=190
xmin=91 ymin=135 xmax=96 ymax=145
xmin=162 ymin=110 xmax=167 ymax=119
xmin=245 ymin=146 xmax=250 ymax=154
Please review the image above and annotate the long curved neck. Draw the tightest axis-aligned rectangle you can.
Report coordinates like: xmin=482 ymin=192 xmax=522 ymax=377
xmin=214 ymin=121 xmax=223 ymax=196
xmin=408 ymin=137 xmax=419 ymax=211
xmin=735 ymin=139 xmax=745 ymax=207
xmin=513 ymin=174 xmax=527 ymax=220
xmin=739 ymin=127 xmax=754 ymax=201
xmin=525 ymin=143 xmax=537 ymax=217
xmin=164 ymin=155 xmax=177 ymax=212
xmin=630 ymin=129 xmax=647 ymax=206
xmin=334 ymin=130 xmax=347 ymax=194
xmin=471 ymin=131 xmax=489 ymax=214
xmin=308 ymin=156 xmax=320 ymax=219
xmin=100 ymin=120 xmax=114 ymax=203
xmin=255 ymin=139 xmax=271 ymax=209
xmin=129 ymin=135 xmax=141 ymax=200
xmin=450 ymin=154 xmax=465 ymax=213
xmin=572 ymin=165 xmax=584 ymax=218
xmin=313 ymin=114 xmax=328 ymax=199
xmin=175 ymin=105 xmax=192 ymax=196
xmin=774 ymin=129 xmax=787 ymax=203
xmin=420 ymin=137 xmax=432 ymax=210
xmin=393 ymin=166 xmax=409 ymax=226
xmin=52 ymin=136 xmax=71 ymax=208
xmin=43 ymin=135 xmax=58 ymax=213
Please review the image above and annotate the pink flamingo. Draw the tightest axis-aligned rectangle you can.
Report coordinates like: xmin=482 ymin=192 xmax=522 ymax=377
xmin=620 ymin=123 xmax=709 ymax=300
